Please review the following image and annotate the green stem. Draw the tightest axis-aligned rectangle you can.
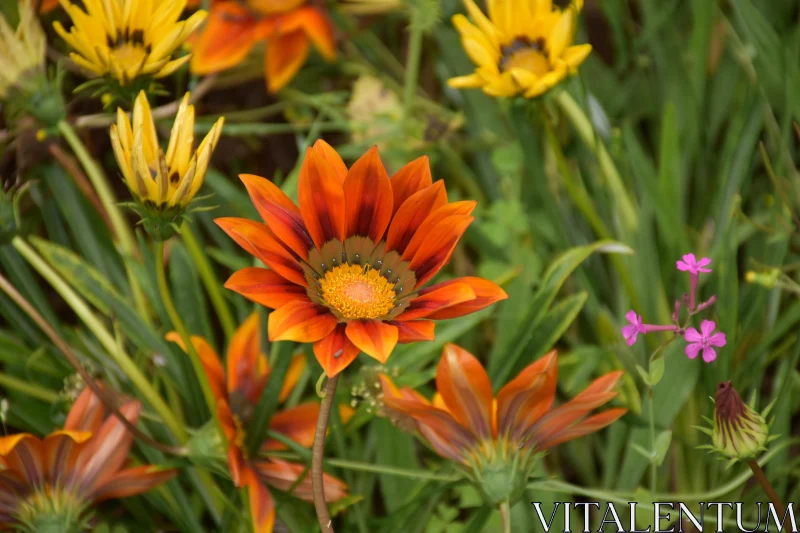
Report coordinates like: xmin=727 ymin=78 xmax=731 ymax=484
xmin=154 ymin=240 xmax=223 ymax=436
xmin=500 ymin=501 xmax=511 ymax=533
xmin=0 ymin=372 xmax=60 ymax=403
xmin=12 ymin=237 xmax=185 ymax=441
xmin=403 ymin=13 xmax=425 ymax=128
xmin=554 ymin=91 xmax=638 ymax=232
xmin=179 ymin=224 xmax=236 ymax=339
xmin=647 ymin=388 xmax=657 ymax=493
xmin=56 ymin=119 xmax=150 ymax=324
xmin=326 ymin=458 xmax=461 ymax=482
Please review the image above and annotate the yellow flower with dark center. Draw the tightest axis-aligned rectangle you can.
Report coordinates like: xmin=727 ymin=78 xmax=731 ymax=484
xmin=0 ymin=0 xmax=46 ymax=98
xmin=110 ymin=91 xmax=223 ymax=210
xmin=448 ymin=0 xmax=591 ymax=98
xmin=53 ymin=0 xmax=206 ymax=85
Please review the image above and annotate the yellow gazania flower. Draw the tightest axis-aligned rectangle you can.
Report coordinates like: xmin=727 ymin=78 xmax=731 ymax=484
xmin=54 ymin=0 xmax=206 ymax=85
xmin=110 ymin=91 xmax=224 ymax=211
xmin=0 ymin=0 xmax=46 ymax=98
xmin=448 ymin=0 xmax=591 ymax=98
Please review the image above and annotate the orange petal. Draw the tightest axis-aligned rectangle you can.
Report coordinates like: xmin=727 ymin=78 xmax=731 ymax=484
xmin=396 ymin=281 xmax=475 ymax=321
xmin=279 ymin=354 xmax=308 ymax=402
xmin=265 ymin=29 xmax=310 ymax=93
xmin=385 ymin=181 xmax=448 ymax=255
xmin=39 ymin=0 xmax=59 ymax=12
xmin=91 ymin=465 xmax=177 ymax=502
xmin=228 ymin=445 xmax=248 ymax=487
xmin=401 ymin=201 xmax=476 ymax=262
xmin=343 ymin=147 xmax=394 ymax=242
xmin=64 ymin=385 xmax=105 ymax=433
xmin=267 ymin=6 xmax=336 ymax=61
xmin=496 ymin=351 xmax=557 ymax=440
xmin=240 ymin=174 xmax=313 ymax=260
xmin=436 ymin=344 xmax=494 ymax=439
xmin=248 ymin=0 xmax=306 ymax=15
xmin=190 ymin=3 xmax=268 ymax=75
xmin=0 ymin=434 xmax=44 ymax=486
xmin=313 ymin=323 xmax=361 ymax=377
xmin=345 ymin=320 xmax=398 ymax=363
xmin=43 ymin=430 xmax=92 ymax=487
xmin=224 ymin=267 xmax=308 ymax=310
xmin=227 ymin=313 xmax=270 ymax=404
xmin=215 ymin=217 xmax=307 ymax=287
xmin=298 ymin=146 xmax=346 ymax=248
xmin=266 ymin=402 xmax=319 ymax=449
xmin=390 ymin=156 xmax=434 ymax=215
xmin=537 ymin=408 xmax=627 ymax=449
xmin=378 ymin=374 xmax=430 ymax=405
xmin=424 ymin=277 xmax=508 ymax=320
xmin=408 ymin=214 xmax=474 ymax=287
xmin=390 ymin=320 xmax=436 ymax=343
xmin=253 ymin=458 xmax=348 ymax=502
xmin=268 ymin=300 xmax=338 ymax=343
xmin=166 ymin=332 xmax=227 ymax=402
xmin=245 ymin=470 xmax=276 ymax=533
xmin=312 ymin=139 xmax=348 ymax=181
xmin=76 ymin=401 xmax=141 ymax=489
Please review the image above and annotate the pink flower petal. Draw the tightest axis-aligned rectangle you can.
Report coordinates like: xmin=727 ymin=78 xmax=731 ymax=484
xmin=625 ymin=310 xmax=639 ymax=325
xmin=700 ymin=320 xmax=716 ymax=337
xmin=622 ymin=324 xmax=637 ymax=338
xmin=696 ymin=257 xmax=712 ymax=270
xmin=702 ymin=347 xmax=717 ymax=363
xmin=684 ymin=342 xmax=702 ymax=360
xmin=625 ymin=332 xmax=638 ymax=346
xmin=708 ymin=332 xmax=726 ymax=347
xmin=683 ymin=328 xmax=702 ymax=343
xmin=676 ymin=260 xmax=690 ymax=272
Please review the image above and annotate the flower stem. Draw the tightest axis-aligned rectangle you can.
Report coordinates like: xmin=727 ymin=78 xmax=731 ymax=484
xmin=312 ymin=374 xmax=340 ymax=532
xmin=747 ymin=459 xmax=787 ymax=532
xmin=56 ymin=119 xmax=150 ymax=324
xmin=179 ymin=223 xmax=236 ymax=339
xmin=12 ymin=236 xmax=185 ymax=442
xmin=154 ymin=240 xmax=223 ymax=437
xmin=500 ymin=501 xmax=512 ymax=533
xmin=647 ymin=388 xmax=657 ymax=493
xmin=0 ymin=372 xmax=59 ymax=403
xmin=403 ymin=12 xmax=425 ymax=129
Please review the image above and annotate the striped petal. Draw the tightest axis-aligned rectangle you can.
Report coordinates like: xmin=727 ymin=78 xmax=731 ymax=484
xmin=436 ymin=344 xmax=494 ymax=439
xmin=496 ymin=350 xmax=557 ymax=440
xmin=0 ymin=434 xmax=44 ymax=488
xmin=345 ymin=320 xmax=398 ymax=363
xmin=424 ymin=277 xmax=508 ymax=320
xmin=90 ymin=465 xmax=176 ymax=502
xmin=385 ymin=181 xmax=448 ymax=255
xmin=268 ymin=300 xmax=338 ymax=343
xmin=224 ymin=267 xmax=308 ymax=310
xmin=408 ymin=214 xmax=475 ymax=287
xmin=298 ymin=145 xmax=346 ymax=248
xmin=401 ymin=201 xmax=476 ymax=262
xmin=343 ymin=146 xmax=394 ymax=242
xmin=253 ymin=458 xmax=348 ymax=503
xmin=396 ymin=281 xmax=475 ymax=321
xmin=74 ymin=401 xmax=140 ymax=490
xmin=64 ymin=385 xmax=106 ymax=433
xmin=389 ymin=156 xmax=434 ymax=215
xmin=227 ymin=312 xmax=269 ymax=404
xmin=391 ymin=320 xmax=436 ymax=343
xmin=244 ymin=470 xmax=275 ymax=533
xmin=313 ymin=323 xmax=361 ymax=377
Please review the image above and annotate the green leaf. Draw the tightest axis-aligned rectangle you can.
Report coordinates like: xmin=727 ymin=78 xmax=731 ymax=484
xmin=654 ymin=430 xmax=673 ymax=466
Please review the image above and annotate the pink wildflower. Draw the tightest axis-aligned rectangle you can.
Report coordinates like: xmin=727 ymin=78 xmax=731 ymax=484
xmin=622 ymin=311 xmax=645 ymax=346
xmin=677 ymin=254 xmax=712 ymax=274
xmin=684 ymin=320 xmax=726 ymax=363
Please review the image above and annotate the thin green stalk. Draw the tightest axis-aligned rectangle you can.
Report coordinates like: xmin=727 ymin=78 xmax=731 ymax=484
xmin=554 ymin=91 xmax=638 ymax=232
xmin=499 ymin=502 xmax=511 ymax=533
xmin=56 ymin=120 xmax=150 ymax=324
xmin=647 ymin=389 xmax=657 ymax=493
xmin=0 ymin=372 xmax=60 ymax=403
xmin=325 ymin=458 xmax=461 ymax=482
xmin=154 ymin=240 xmax=222 ymax=437
xmin=12 ymin=237 xmax=185 ymax=441
xmin=403 ymin=13 xmax=425 ymax=128
xmin=179 ymin=224 xmax=236 ymax=339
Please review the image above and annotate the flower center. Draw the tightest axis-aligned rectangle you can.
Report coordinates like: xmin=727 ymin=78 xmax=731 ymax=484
xmin=106 ymin=29 xmax=151 ymax=72
xmin=500 ymin=37 xmax=550 ymax=76
xmin=319 ymin=264 xmax=396 ymax=320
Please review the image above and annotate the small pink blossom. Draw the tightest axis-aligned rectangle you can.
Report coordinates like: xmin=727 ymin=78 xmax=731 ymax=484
xmin=684 ymin=320 xmax=726 ymax=363
xmin=677 ymin=254 xmax=712 ymax=275
xmin=622 ymin=310 xmax=645 ymax=346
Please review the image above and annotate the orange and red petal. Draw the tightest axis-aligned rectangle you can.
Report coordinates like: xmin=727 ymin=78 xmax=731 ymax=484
xmin=408 ymin=214 xmax=474 ymax=287
xmin=39 ymin=0 xmax=59 ymax=12
xmin=265 ymin=402 xmax=319 ymax=450
xmin=390 ymin=156 xmax=435 ymax=215
xmin=390 ymin=319 xmax=436 ymax=343
xmin=190 ymin=2 xmax=269 ymax=75
xmin=253 ymin=458 xmax=348 ymax=502
xmin=90 ymin=465 xmax=177 ymax=502
xmin=64 ymin=385 xmax=106 ymax=433
xmin=225 ymin=267 xmax=308 ymax=310
xmin=298 ymin=145 xmax=346 ymax=248
xmin=496 ymin=350 xmax=557 ymax=440
xmin=265 ymin=29 xmax=310 ymax=93
xmin=244 ymin=469 xmax=276 ymax=533
xmin=226 ymin=312 xmax=269 ymax=404
xmin=240 ymin=174 xmax=313 ymax=260
xmin=268 ymin=300 xmax=338 ymax=343
xmin=215 ymin=217 xmax=307 ymax=287
xmin=378 ymin=374 xmax=430 ymax=405
xmin=424 ymin=277 xmax=508 ymax=320
xmin=77 ymin=401 xmax=141 ymax=489
xmin=345 ymin=320 xmax=398 ymax=363
xmin=396 ymin=281 xmax=475 ymax=321
xmin=266 ymin=6 xmax=337 ymax=61
xmin=166 ymin=332 xmax=228 ymax=402
xmin=436 ymin=344 xmax=494 ymax=439
xmin=279 ymin=354 xmax=308 ymax=402
xmin=43 ymin=430 xmax=92 ymax=487
xmin=343 ymin=147 xmax=394 ymax=243
xmin=385 ymin=181 xmax=448 ymax=255
xmin=401 ymin=200 xmax=476 ymax=262
xmin=0 ymin=434 xmax=44 ymax=486
xmin=311 ymin=140 xmax=348 ymax=181
xmin=313 ymin=324 xmax=361 ymax=377
xmin=536 ymin=408 xmax=627 ymax=449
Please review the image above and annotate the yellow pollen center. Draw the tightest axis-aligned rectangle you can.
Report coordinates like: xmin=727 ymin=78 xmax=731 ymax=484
xmin=500 ymin=37 xmax=550 ymax=76
xmin=112 ymin=43 xmax=149 ymax=72
xmin=319 ymin=264 xmax=396 ymax=320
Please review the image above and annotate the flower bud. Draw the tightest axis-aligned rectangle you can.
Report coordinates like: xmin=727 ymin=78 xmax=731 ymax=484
xmin=711 ymin=381 xmax=770 ymax=460
xmin=186 ymin=421 xmax=228 ymax=474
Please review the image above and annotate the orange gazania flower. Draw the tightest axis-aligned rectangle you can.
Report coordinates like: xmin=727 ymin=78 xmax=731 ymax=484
xmin=216 ymin=142 xmax=508 ymax=377
xmin=380 ymin=344 xmax=626 ymax=504
xmin=0 ymin=387 xmax=175 ymax=530
xmin=189 ymin=0 xmax=336 ymax=93
xmin=167 ymin=313 xmax=348 ymax=533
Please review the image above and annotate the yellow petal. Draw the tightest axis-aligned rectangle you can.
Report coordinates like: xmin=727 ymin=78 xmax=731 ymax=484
xmin=547 ymin=7 xmax=575 ymax=60
xmin=448 ymin=73 xmax=487 ymax=88
xmin=483 ymin=71 xmax=518 ymax=97
xmin=562 ymin=43 xmax=592 ymax=69
xmin=462 ymin=0 xmax=502 ymax=48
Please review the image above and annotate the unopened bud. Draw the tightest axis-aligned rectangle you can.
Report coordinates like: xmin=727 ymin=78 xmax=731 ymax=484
xmin=712 ymin=381 xmax=769 ymax=460
xmin=696 ymin=295 xmax=717 ymax=312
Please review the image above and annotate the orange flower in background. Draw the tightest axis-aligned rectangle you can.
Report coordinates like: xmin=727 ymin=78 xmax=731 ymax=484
xmin=189 ymin=0 xmax=336 ymax=93
xmin=0 ymin=387 xmax=175 ymax=530
xmin=216 ymin=141 xmax=508 ymax=377
xmin=380 ymin=345 xmax=626 ymax=504
xmin=167 ymin=314 xmax=348 ymax=533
